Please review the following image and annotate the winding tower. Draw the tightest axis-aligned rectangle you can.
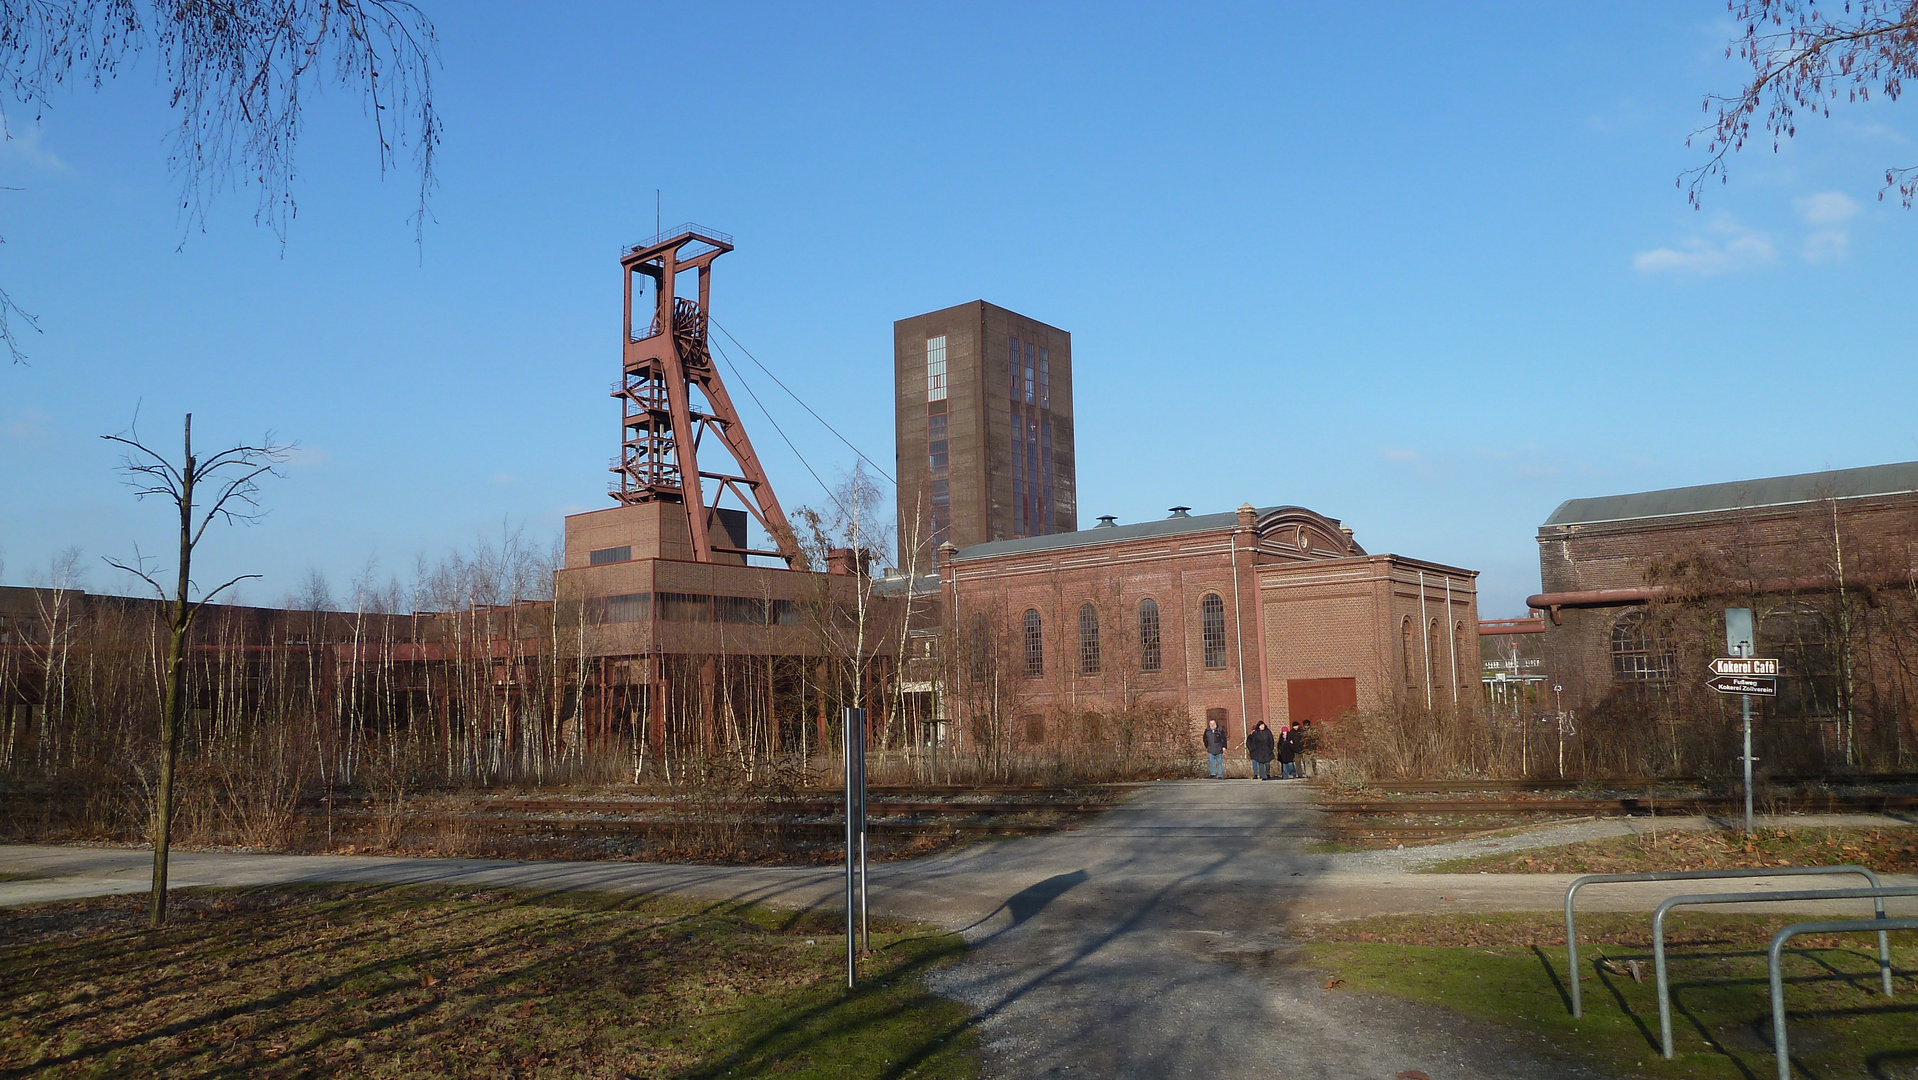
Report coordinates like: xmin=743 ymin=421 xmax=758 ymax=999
xmin=613 ymin=226 xmax=802 ymax=569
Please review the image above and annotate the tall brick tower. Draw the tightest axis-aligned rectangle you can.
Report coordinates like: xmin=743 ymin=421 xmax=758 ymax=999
xmin=893 ymin=301 xmax=1076 ymax=569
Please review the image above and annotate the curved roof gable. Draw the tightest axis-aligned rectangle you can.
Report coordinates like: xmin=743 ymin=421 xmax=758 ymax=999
xmin=1255 ymin=506 xmax=1365 ymax=557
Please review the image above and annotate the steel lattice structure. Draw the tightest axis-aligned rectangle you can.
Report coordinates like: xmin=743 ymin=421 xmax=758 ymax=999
xmin=613 ymin=225 xmax=802 ymax=569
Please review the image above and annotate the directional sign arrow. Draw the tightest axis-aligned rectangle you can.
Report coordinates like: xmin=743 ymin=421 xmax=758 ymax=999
xmin=1709 ymin=657 xmax=1781 ymax=677
xmin=1709 ymin=674 xmax=1777 ymax=697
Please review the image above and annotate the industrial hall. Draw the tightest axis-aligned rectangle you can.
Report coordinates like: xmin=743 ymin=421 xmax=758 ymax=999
xmin=1521 ymin=461 xmax=1918 ymax=772
xmin=891 ymin=301 xmax=1481 ymax=745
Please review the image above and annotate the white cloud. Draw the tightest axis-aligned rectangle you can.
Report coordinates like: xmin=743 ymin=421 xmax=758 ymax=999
xmin=1633 ymin=217 xmax=1777 ymax=275
xmin=1803 ymin=228 xmax=1850 ymax=264
xmin=490 ymin=473 xmax=518 ymax=486
xmin=1796 ymin=191 xmax=1859 ymax=226
xmin=0 ymin=120 xmax=66 ymax=172
xmin=283 ymin=445 xmax=330 ymax=468
xmin=1379 ymin=448 xmax=1420 ymax=463
xmin=1794 ymin=191 xmax=1859 ymax=264
xmin=3 ymin=410 xmax=53 ymax=445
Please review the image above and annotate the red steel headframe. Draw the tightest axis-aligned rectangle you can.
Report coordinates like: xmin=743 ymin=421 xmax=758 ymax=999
xmin=612 ymin=226 xmax=803 ymax=569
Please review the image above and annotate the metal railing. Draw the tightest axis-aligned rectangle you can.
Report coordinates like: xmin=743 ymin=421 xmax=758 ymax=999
xmin=1768 ymin=916 xmax=1918 ymax=1080
xmin=1651 ymin=884 xmax=1917 ymax=1058
xmin=1565 ymin=865 xmax=1886 ymax=1017
xmin=624 ymin=223 xmax=734 ymax=256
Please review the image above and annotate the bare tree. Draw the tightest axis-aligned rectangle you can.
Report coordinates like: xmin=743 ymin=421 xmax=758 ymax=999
xmin=1690 ymin=1 xmax=1918 ymax=206
xmin=0 ymin=0 xmax=442 ymax=362
xmin=102 ymin=413 xmax=288 ymax=927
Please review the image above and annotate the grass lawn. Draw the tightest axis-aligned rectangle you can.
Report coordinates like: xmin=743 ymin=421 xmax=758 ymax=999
xmin=1298 ymin=912 xmax=1918 ymax=1079
xmin=0 ymin=884 xmax=977 ymax=1079
xmin=1424 ymin=826 xmax=1918 ymax=875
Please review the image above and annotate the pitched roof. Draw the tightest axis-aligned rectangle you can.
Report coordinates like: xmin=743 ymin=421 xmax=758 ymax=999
xmin=949 ymin=507 xmax=1275 ymax=562
xmin=1542 ymin=461 xmax=1918 ymax=528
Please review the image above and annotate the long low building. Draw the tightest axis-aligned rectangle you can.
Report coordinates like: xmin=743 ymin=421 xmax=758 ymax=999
xmin=933 ymin=501 xmax=1479 ymax=744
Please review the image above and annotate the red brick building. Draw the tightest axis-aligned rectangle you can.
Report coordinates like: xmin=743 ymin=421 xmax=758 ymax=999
xmin=1525 ymin=461 xmax=1918 ymax=770
xmin=937 ymin=502 xmax=1479 ymax=744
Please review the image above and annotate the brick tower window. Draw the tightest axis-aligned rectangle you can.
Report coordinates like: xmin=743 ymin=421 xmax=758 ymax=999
xmin=926 ymin=336 xmax=947 ymax=401
xmin=1201 ymin=593 xmax=1227 ymax=670
xmin=1138 ymin=598 xmax=1162 ymax=672
xmin=1023 ymin=609 xmax=1044 ymax=677
xmin=1078 ymin=603 xmax=1101 ymax=675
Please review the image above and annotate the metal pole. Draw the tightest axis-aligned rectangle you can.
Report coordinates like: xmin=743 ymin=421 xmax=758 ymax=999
xmin=1743 ymin=693 xmax=1754 ymax=837
xmin=844 ymin=709 xmax=856 ymax=989
xmin=1739 ymin=638 xmax=1754 ymax=838
xmin=855 ymin=707 xmax=869 ymax=953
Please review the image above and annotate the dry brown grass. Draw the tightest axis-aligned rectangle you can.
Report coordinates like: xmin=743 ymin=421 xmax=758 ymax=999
xmin=0 ymin=884 xmax=977 ymax=1079
xmin=1425 ymin=826 xmax=1918 ymax=875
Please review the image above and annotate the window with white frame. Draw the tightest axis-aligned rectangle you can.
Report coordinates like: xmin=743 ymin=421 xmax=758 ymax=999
xmin=926 ymin=336 xmax=947 ymax=401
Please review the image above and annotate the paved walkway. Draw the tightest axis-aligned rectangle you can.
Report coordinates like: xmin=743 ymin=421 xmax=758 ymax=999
xmin=4 ymin=780 xmax=1914 ymax=1079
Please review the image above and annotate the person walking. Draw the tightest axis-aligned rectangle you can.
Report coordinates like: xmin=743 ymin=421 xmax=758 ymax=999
xmin=1298 ymin=718 xmax=1320 ymax=778
xmin=1276 ymin=723 xmax=1298 ymax=779
xmin=1202 ymin=717 xmax=1229 ymax=779
xmin=1247 ymin=721 xmax=1275 ymax=781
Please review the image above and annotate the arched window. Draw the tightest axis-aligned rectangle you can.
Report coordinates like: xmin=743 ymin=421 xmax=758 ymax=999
xmin=1022 ymin=609 xmax=1044 ymax=677
xmin=1428 ymin=619 xmax=1443 ymax=696
xmin=1455 ymin=621 xmax=1472 ymax=693
xmin=1201 ymin=593 xmax=1227 ymax=670
xmin=1762 ymin=604 xmax=1838 ymax=717
xmin=1138 ymin=598 xmax=1162 ymax=673
xmin=1402 ymin=617 xmax=1416 ymax=690
xmin=1611 ymin=612 xmax=1673 ymax=682
xmin=1078 ymin=603 xmax=1101 ymax=675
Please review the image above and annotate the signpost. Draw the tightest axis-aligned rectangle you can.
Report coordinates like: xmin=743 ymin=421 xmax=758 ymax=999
xmin=1720 ymin=609 xmax=1766 ymax=837
xmin=1708 ymin=674 xmax=1777 ymax=697
xmin=1708 ymin=657 xmax=1780 ymax=678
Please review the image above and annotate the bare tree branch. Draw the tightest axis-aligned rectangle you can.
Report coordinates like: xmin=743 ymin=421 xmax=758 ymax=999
xmin=1688 ymin=1 xmax=1918 ymax=206
xmin=0 ymin=1 xmax=442 ymax=362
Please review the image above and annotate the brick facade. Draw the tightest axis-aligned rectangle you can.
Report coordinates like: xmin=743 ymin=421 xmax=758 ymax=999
xmin=938 ymin=503 xmax=1479 ymax=743
xmin=1529 ymin=463 xmax=1918 ymax=722
xmin=894 ymin=301 xmax=1077 ymax=571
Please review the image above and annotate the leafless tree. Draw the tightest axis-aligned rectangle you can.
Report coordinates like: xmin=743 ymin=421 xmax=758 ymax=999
xmin=102 ymin=413 xmax=288 ymax=927
xmin=1690 ymin=1 xmax=1918 ymax=206
xmin=0 ymin=0 xmax=441 ymax=362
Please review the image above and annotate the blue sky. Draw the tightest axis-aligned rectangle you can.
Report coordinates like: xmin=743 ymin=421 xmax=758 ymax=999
xmin=3 ymin=2 xmax=1915 ymax=616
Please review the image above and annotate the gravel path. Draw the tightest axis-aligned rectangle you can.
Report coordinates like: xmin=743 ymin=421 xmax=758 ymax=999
xmin=4 ymin=782 xmax=1914 ymax=1079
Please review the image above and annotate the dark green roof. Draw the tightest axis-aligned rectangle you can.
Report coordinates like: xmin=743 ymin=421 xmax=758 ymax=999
xmin=1543 ymin=461 xmax=1918 ymax=528
xmin=950 ymin=507 xmax=1276 ymax=562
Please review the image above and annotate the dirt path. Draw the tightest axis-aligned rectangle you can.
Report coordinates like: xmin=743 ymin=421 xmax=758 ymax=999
xmin=4 ymin=781 xmax=1914 ymax=1079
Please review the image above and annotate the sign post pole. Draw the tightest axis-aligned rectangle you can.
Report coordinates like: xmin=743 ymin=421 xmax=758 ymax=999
xmin=1725 ymin=609 xmax=1757 ymax=838
xmin=843 ymin=706 xmax=867 ymax=987
xmin=1742 ymin=689 xmax=1754 ymax=837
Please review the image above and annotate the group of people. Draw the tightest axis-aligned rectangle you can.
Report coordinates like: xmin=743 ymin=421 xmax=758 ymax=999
xmin=1202 ymin=717 xmax=1316 ymax=780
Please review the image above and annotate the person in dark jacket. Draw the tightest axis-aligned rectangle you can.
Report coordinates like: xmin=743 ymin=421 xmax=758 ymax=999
xmin=1276 ymin=724 xmax=1299 ymax=779
xmin=1202 ymin=717 xmax=1229 ymax=779
xmin=1298 ymin=719 xmax=1320 ymax=778
xmin=1247 ymin=721 xmax=1275 ymax=780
